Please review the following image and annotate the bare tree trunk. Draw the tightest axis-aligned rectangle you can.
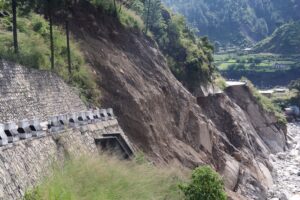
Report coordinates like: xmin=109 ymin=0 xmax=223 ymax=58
xmin=113 ymin=0 xmax=117 ymax=17
xmin=49 ymin=5 xmax=55 ymax=70
xmin=66 ymin=20 xmax=72 ymax=79
xmin=145 ymin=0 xmax=151 ymax=34
xmin=12 ymin=0 xmax=18 ymax=54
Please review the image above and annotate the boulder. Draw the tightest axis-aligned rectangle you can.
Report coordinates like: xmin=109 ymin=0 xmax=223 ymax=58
xmin=222 ymin=155 xmax=240 ymax=190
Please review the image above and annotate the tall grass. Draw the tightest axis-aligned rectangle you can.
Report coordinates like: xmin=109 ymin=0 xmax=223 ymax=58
xmin=24 ymin=155 xmax=185 ymax=200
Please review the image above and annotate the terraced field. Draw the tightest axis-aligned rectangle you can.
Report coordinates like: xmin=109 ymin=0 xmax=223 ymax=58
xmin=215 ymin=53 xmax=300 ymax=88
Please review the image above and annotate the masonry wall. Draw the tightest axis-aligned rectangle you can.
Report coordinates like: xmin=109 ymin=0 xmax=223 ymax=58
xmin=0 ymin=119 xmax=123 ymax=200
xmin=0 ymin=60 xmax=86 ymax=122
xmin=0 ymin=60 xmax=133 ymax=199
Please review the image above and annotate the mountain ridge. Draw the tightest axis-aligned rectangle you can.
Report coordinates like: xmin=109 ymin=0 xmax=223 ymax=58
xmin=254 ymin=21 xmax=300 ymax=54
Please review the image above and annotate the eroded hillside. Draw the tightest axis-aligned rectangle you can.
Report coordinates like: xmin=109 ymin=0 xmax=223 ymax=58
xmin=63 ymin=2 xmax=287 ymax=199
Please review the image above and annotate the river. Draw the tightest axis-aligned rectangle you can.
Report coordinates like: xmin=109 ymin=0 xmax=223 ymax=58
xmin=268 ymin=123 xmax=300 ymax=200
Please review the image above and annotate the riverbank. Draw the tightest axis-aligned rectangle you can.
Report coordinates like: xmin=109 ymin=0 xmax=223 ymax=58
xmin=268 ymin=123 xmax=300 ymax=200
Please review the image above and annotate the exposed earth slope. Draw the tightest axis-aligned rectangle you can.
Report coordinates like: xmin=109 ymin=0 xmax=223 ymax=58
xmin=64 ymin=2 xmax=287 ymax=199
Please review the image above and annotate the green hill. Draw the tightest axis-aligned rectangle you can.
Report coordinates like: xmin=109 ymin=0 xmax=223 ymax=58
xmin=254 ymin=21 xmax=300 ymax=54
xmin=162 ymin=0 xmax=300 ymax=47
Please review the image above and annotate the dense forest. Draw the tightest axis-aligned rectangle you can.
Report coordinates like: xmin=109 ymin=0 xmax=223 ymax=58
xmin=162 ymin=0 xmax=300 ymax=47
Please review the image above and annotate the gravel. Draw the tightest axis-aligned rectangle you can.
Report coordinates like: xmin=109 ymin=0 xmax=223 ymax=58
xmin=268 ymin=123 xmax=300 ymax=200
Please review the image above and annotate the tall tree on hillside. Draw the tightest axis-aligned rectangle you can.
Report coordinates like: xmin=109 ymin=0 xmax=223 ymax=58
xmin=19 ymin=0 xmax=63 ymax=70
xmin=66 ymin=19 xmax=71 ymax=78
xmin=144 ymin=0 xmax=152 ymax=34
xmin=64 ymin=1 xmax=72 ymax=79
xmin=12 ymin=0 xmax=18 ymax=54
xmin=47 ymin=0 xmax=55 ymax=70
xmin=113 ymin=0 xmax=118 ymax=17
xmin=148 ymin=0 xmax=164 ymax=31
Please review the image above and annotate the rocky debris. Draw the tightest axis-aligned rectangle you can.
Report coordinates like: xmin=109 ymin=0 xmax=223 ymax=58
xmin=268 ymin=123 xmax=300 ymax=200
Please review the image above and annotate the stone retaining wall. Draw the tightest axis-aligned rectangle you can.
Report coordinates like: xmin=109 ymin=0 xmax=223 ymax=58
xmin=0 ymin=110 xmax=131 ymax=200
xmin=0 ymin=60 xmax=86 ymax=122
xmin=0 ymin=60 xmax=133 ymax=200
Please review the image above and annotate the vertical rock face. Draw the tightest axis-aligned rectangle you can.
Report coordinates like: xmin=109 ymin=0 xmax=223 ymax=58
xmin=67 ymin=2 xmax=286 ymax=199
xmin=0 ymin=61 xmax=86 ymax=122
xmin=226 ymin=85 xmax=287 ymax=153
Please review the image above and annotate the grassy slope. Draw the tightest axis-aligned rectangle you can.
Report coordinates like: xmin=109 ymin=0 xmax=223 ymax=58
xmin=254 ymin=21 xmax=300 ymax=54
xmin=0 ymin=12 xmax=100 ymax=105
xmin=24 ymin=155 xmax=186 ymax=200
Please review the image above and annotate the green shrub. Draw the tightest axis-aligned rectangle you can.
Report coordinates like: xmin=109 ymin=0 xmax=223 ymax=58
xmin=180 ymin=166 xmax=227 ymax=200
xmin=214 ymin=75 xmax=227 ymax=91
xmin=119 ymin=6 xmax=145 ymax=30
xmin=23 ymin=188 xmax=42 ymax=200
xmin=91 ymin=0 xmax=115 ymax=14
xmin=91 ymin=0 xmax=144 ymax=30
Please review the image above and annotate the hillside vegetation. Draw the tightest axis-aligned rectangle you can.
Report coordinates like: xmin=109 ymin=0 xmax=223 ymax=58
xmin=162 ymin=0 xmax=300 ymax=47
xmin=0 ymin=2 xmax=101 ymax=105
xmin=254 ymin=21 xmax=300 ymax=54
xmin=1 ymin=0 xmax=215 ymax=96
